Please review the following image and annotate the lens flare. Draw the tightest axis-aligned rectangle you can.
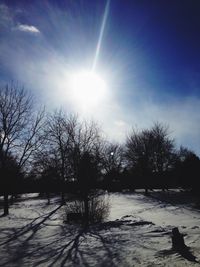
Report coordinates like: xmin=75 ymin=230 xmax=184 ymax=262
xmin=69 ymin=70 xmax=107 ymax=111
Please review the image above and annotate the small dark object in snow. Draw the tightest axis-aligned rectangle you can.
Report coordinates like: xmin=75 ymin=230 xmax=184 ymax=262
xmin=172 ymin=227 xmax=186 ymax=250
xmin=171 ymin=227 xmax=197 ymax=262
xmin=128 ymin=221 xmax=154 ymax=226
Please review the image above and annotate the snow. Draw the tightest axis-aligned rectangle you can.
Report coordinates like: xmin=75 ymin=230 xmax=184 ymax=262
xmin=108 ymin=192 xmax=200 ymax=228
xmin=0 ymin=191 xmax=200 ymax=266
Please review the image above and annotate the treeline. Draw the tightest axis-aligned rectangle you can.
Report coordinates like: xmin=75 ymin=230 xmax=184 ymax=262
xmin=1 ymin=84 xmax=200 ymax=215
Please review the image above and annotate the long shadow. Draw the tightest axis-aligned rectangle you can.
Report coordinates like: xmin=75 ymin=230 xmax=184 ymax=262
xmin=51 ymin=227 xmax=86 ymax=267
xmin=0 ymin=205 xmax=62 ymax=267
xmin=175 ymin=246 xmax=198 ymax=262
xmin=31 ymin=222 xmax=121 ymax=267
xmin=0 ymin=221 xmax=88 ymax=267
xmin=0 ymin=205 xmax=62 ymax=246
xmin=158 ymin=246 xmax=198 ymax=263
xmin=2 ymin=231 xmax=69 ymax=267
xmin=1 ymin=216 xmax=164 ymax=266
xmin=49 ymin=221 xmax=198 ymax=266
xmin=33 ymin=218 xmax=155 ymax=266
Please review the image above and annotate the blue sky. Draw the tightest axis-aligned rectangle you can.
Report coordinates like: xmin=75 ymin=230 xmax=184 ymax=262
xmin=1 ymin=0 xmax=200 ymax=154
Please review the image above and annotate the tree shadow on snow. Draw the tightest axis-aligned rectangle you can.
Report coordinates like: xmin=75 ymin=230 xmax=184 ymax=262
xmin=32 ymin=224 xmax=120 ymax=267
xmin=158 ymin=246 xmax=198 ymax=263
xmin=0 ymin=212 xmax=122 ymax=267
xmin=0 ymin=205 xmax=62 ymax=266
xmin=0 ymin=214 xmax=166 ymax=267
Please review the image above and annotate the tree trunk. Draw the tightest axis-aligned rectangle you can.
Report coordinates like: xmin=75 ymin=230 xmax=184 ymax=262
xmin=61 ymin=191 xmax=65 ymax=205
xmin=10 ymin=194 xmax=15 ymax=204
xmin=47 ymin=192 xmax=50 ymax=205
xmin=84 ymin=195 xmax=89 ymax=226
xmin=4 ymin=193 xmax=9 ymax=216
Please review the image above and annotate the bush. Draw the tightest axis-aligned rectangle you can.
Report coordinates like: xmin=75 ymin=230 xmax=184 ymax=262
xmin=65 ymin=193 xmax=110 ymax=224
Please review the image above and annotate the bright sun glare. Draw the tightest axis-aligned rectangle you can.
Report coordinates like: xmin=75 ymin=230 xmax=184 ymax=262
xmin=69 ymin=70 xmax=107 ymax=110
xmin=67 ymin=1 xmax=110 ymax=112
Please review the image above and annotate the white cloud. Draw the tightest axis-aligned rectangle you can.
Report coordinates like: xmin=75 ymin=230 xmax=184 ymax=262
xmin=17 ymin=24 xmax=40 ymax=34
xmin=0 ymin=4 xmax=40 ymax=35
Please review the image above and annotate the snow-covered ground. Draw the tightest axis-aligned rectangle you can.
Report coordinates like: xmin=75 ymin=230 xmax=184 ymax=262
xmin=0 ymin=191 xmax=199 ymax=266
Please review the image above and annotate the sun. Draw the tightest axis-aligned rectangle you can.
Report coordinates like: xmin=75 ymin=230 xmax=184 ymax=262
xmin=69 ymin=70 xmax=107 ymax=110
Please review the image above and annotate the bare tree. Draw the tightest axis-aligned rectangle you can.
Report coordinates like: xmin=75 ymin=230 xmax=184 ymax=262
xmin=67 ymin=119 xmax=105 ymax=224
xmin=125 ymin=122 xmax=175 ymax=192
xmin=68 ymin=120 xmax=103 ymax=180
xmin=101 ymin=142 xmax=124 ymax=189
xmin=150 ymin=123 xmax=175 ymax=174
xmin=45 ymin=110 xmax=78 ymax=204
xmin=102 ymin=142 xmax=124 ymax=174
xmin=0 ymin=83 xmax=45 ymax=215
xmin=126 ymin=128 xmax=152 ymax=180
xmin=44 ymin=111 xmax=107 ymax=222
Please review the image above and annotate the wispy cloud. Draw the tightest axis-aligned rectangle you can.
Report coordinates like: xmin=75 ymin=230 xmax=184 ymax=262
xmin=16 ymin=24 xmax=40 ymax=34
xmin=0 ymin=3 xmax=13 ymax=28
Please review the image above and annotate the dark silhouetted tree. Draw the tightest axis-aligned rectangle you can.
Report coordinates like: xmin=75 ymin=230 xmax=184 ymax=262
xmin=0 ymin=83 xmax=44 ymax=215
xmin=45 ymin=110 xmax=77 ymax=204
xmin=77 ymin=151 xmax=99 ymax=223
xmin=0 ymin=150 xmax=22 ymax=214
xmin=102 ymin=142 xmax=124 ymax=190
xmin=67 ymin=120 xmax=105 ymax=224
xmin=176 ymin=146 xmax=200 ymax=190
xmin=125 ymin=122 xmax=175 ymax=192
